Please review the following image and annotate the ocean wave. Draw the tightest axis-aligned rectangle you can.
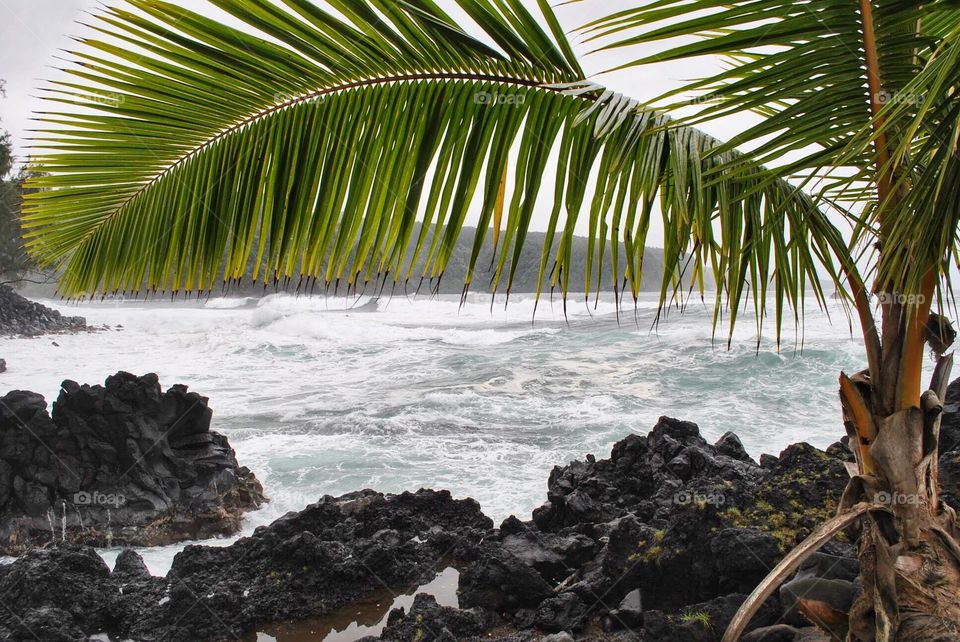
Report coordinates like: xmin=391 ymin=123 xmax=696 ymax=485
xmin=0 ymin=293 xmax=892 ymax=575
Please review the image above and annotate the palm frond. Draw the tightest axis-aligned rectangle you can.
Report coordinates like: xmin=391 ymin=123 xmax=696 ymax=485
xmin=867 ymin=20 xmax=960 ymax=299
xmin=581 ymin=1 xmax=960 ymax=203
xmin=23 ymin=0 xmax=846 ymax=345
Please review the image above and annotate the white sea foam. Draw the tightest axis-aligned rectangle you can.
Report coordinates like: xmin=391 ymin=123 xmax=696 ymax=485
xmin=0 ymin=291 xmax=881 ymax=574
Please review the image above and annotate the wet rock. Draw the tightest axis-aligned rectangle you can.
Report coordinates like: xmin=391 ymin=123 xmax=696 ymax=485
xmin=533 ymin=593 xmax=587 ymax=633
xmin=529 ymin=417 xmax=847 ymax=615
xmin=496 ymin=520 xmax=596 ymax=583
xmin=113 ymin=548 xmax=151 ymax=579
xmin=125 ymin=489 xmax=491 ymax=641
xmin=760 ymin=453 xmax=779 ymax=468
xmin=710 ymin=528 xmax=780 ymax=594
xmin=0 ymin=606 xmax=89 ymax=642
xmin=532 ymin=417 xmax=762 ymax=535
xmin=605 ymin=589 xmax=642 ymax=630
xmin=0 ymin=545 xmax=119 ymax=636
xmin=795 ymin=552 xmax=859 ymax=583
xmin=458 ymin=541 xmax=554 ymax=613
xmin=714 ymin=432 xmax=755 ymax=464
xmin=0 ymin=285 xmax=88 ymax=337
xmin=826 ymin=440 xmax=854 ymax=462
xmin=741 ymin=624 xmax=802 ymax=642
xmin=0 ymin=416 xmax=874 ymax=642
xmin=642 ymin=593 xmax=780 ymax=642
xmin=0 ymin=372 xmax=266 ymax=554
xmin=379 ymin=593 xmax=498 ymax=641
xmin=0 ymin=358 xmax=6 ymax=373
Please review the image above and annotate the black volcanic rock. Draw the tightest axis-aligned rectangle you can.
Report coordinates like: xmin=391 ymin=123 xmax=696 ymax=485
xmin=0 ymin=285 xmax=88 ymax=337
xmin=0 ymin=545 xmax=120 ymax=639
xmin=458 ymin=541 xmax=554 ymax=614
xmin=0 ymin=490 xmax=493 ymax=642
xmin=124 ymin=489 xmax=492 ymax=641
xmin=528 ymin=417 xmax=848 ymax=613
xmin=0 ymin=372 xmax=265 ymax=554
xmin=380 ymin=594 xmax=498 ymax=642
xmin=0 ymin=408 xmax=903 ymax=642
xmin=940 ymin=378 xmax=960 ymax=512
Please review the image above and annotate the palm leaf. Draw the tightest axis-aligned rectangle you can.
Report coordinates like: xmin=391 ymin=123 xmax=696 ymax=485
xmin=579 ymin=0 xmax=960 ymax=305
xmin=23 ymin=0 xmax=845 ymax=345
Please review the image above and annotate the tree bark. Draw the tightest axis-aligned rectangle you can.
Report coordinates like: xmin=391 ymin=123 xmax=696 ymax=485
xmin=841 ymin=355 xmax=960 ymax=642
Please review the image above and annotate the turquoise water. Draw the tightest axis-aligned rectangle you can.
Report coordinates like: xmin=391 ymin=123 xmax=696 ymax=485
xmin=0 ymin=292 xmax=868 ymax=573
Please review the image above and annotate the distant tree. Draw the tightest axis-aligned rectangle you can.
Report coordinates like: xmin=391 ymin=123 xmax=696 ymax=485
xmin=0 ymin=80 xmax=11 ymax=180
xmin=0 ymin=79 xmax=38 ymax=284
xmin=0 ymin=171 xmax=31 ymax=284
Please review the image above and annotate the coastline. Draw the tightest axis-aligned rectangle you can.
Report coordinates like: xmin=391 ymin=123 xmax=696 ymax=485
xmin=5 ymin=407 xmax=956 ymax=641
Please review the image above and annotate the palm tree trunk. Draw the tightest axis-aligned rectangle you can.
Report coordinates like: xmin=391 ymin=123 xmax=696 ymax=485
xmin=840 ymin=346 xmax=960 ymax=641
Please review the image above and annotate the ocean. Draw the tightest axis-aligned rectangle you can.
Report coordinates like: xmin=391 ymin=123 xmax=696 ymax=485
xmin=0 ymin=291 xmax=870 ymax=574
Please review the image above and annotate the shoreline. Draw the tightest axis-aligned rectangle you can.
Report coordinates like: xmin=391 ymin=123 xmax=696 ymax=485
xmin=6 ymin=409 xmax=955 ymax=641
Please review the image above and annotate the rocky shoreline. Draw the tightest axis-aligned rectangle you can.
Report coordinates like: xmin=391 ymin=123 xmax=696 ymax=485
xmin=0 ymin=372 xmax=266 ymax=554
xmin=0 ymin=285 xmax=90 ymax=338
xmin=0 ymin=378 xmax=958 ymax=642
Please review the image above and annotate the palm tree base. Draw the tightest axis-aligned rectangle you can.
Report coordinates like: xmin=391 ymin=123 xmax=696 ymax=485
xmin=848 ymin=520 xmax=960 ymax=642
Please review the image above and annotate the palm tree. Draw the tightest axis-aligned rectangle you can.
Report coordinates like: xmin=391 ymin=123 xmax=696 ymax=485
xmin=20 ymin=0 xmax=960 ymax=639
xmin=581 ymin=3 xmax=960 ymax=640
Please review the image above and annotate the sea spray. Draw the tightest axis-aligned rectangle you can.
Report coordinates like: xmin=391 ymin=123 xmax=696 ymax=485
xmin=0 ymin=292 xmax=869 ymax=574
xmin=46 ymin=509 xmax=55 ymax=543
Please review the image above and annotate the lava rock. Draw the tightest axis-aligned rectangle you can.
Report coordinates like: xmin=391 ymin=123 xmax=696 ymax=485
xmin=497 ymin=520 xmax=597 ymax=583
xmin=605 ymin=588 xmax=642 ymax=630
xmin=710 ymin=528 xmax=781 ymax=594
xmin=714 ymin=432 xmax=755 ymax=464
xmin=379 ymin=593 xmax=497 ymax=641
xmin=0 ymin=372 xmax=266 ymax=554
xmin=0 ymin=285 xmax=88 ymax=337
xmin=0 ymin=414 xmax=879 ymax=642
xmin=533 ymin=593 xmax=588 ymax=633
xmin=642 ymin=593 xmax=780 ymax=642
xmin=0 ymin=545 xmax=119 ymax=636
xmin=741 ymin=624 xmax=802 ymax=642
xmin=124 ymin=489 xmax=491 ymax=641
xmin=113 ymin=548 xmax=151 ymax=579
xmin=529 ymin=417 xmax=847 ymax=614
xmin=0 ymin=606 xmax=89 ymax=642
xmin=458 ymin=541 xmax=554 ymax=613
